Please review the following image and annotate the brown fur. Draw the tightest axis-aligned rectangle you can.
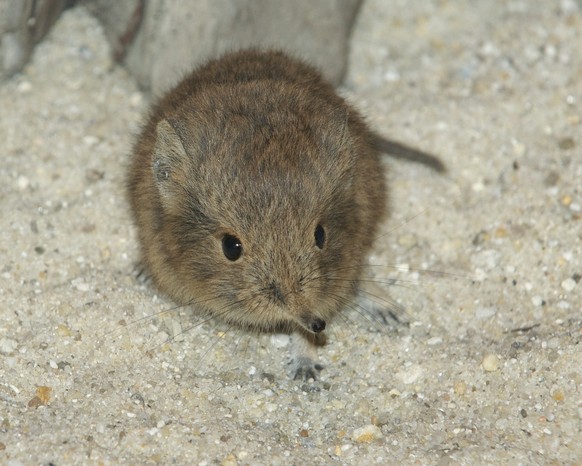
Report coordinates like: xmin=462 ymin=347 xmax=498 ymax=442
xmin=127 ymin=49 xmax=387 ymax=378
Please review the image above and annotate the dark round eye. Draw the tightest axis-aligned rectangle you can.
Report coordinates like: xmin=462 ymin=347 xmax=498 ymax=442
xmin=222 ymin=234 xmax=243 ymax=261
xmin=314 ymin=224 xmax=325 ymax=249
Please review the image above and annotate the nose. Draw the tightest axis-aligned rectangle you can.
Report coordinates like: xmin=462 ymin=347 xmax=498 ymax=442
xmin=311 ymin=318 xmax=326 ymax=333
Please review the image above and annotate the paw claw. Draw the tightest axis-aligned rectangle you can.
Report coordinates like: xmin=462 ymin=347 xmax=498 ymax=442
xmin=291 ymin=359 xmax=324 ymax=381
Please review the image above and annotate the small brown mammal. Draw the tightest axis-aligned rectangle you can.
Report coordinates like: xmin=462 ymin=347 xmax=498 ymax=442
xmin=127 ymin=49 xmax=440 ymax=379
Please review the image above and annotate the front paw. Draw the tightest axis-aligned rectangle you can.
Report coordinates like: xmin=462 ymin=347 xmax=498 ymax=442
xmin=134 ymin=261 xmax=151 ymax=284
xmin=290 ymin=357 xmax=324 ymax=381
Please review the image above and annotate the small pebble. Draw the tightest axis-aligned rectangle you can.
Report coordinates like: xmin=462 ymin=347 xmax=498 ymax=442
xmin=531 ymin=295 xmax=544 ymax=306
xmin=396 ymin=364 xmax=423 ymax=384
xmin=383 ymin=70 xmax=400 ymax=82
xmin=352 ymin=424 xmax=382 ymax=443
xmin=511 ymin=138 xmax=527 ymax=156
xmin=561 ymin=278 xmax=576 ymax=291
xmin=83 ymin=135 xmax=100 ymax=147
xmin=130 ymin=92 xmax=143 ymax=107
xmin=427 ymin=336 xmax=442 ymax=345
xmin=36 ymin=386 xmax=52 ymax=404
xmin=17 ymin=175 xmax=30 ymax=190
xmin=552 ymin=389 xmax=565 ymax=402
xmin=85 ymin=169 xmax=105 ymax=183
xmin=397 ymin=234 xmax=417 ymax=248
xmin=57 ymin=324 xmax=73 ymax=337
xmin=557 ymin=137 xmax=575 ymax=150
xmin=270 ymin=334 xmax=289 ymax=348
xmin=28 ymin=396 xmax=44 ymax=409
xmin=475 ymin=307 xmax=496 ymax=319
xmin=17 ymin=80 xmax=32 ymax=93
xmin=388 ymin=388 xmax=401 ymax=398
xmin=0 ymin=338 xmax=18 ymax=355
xmin=482 ymin=353 xmax=500 ymax=372
xmin=73 ymin=280 xmax=90 ymax=292
xmin=472 ymin=181 xmax=485 ymax=192
xmin=221 ymin=453 xmax=237 ymax=466
xmin=454 ymin=381 xmax=467 ymax=396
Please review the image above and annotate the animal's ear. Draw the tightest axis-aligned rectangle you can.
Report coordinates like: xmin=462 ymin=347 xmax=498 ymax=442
xmin=152 ymin=119 xmax=188 ymax=205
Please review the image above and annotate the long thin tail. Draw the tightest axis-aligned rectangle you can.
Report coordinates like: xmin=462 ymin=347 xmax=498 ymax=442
xmin=371 ymin=134 xmax=446 ymax=173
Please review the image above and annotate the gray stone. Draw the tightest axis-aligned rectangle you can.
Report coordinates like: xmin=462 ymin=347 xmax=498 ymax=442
xmin=0 ymin=0 xmax=68 ymax=80
xmin=82 ymin=0 xmax=143 ymax=61
xmin=87 ymin=0 xmax=362 ymax=95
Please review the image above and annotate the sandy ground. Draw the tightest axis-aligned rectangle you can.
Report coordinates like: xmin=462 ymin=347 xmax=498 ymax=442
xmin=1 ymin=1 xmax=581 ymax=464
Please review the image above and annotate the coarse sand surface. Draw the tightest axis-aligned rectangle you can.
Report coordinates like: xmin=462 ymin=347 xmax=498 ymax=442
xmin=1 ymin=1 xmax=580 ymax=464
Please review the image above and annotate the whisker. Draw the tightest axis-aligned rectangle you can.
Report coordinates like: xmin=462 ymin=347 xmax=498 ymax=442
xmin=192 ymin=322 xmax=238 ymax=374
xmin=374 ymin=208 xmax=428 ymax=242
xmin=321 ymin=286 xmax=406 ymax=335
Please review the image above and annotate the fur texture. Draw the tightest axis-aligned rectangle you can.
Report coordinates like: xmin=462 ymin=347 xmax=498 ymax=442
xmin=127 ymin=50 xmax=387 ymax=378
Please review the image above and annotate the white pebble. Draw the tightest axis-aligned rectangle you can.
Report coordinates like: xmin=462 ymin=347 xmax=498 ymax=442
xmin=561 ymin=278 xmax=576 ymax=291
xmin=472 ymin=249 xmax=501 ymax=271
xmin=270 ymin=334 xmax=290 ymax=348
xmin=396 ymin=364 xmax=423 ymax=384
xmin=17 ymin=80 xmax=32 ymax=93
xmin=130 ymin=92 xmax=143 ymax=107
xmin=265 ymin=402 xmax=277 ymax=413
xmin=0 ymin=337 xmax=18 ymax=354
xmin=475 ymin=307 xmax=496 ymax=319
xmin=474 ymin=268 xmax=487 ymax=281
xmin=83 ymin=135 xmax=99 ymax=147
xmin=383 ymin=70 xmax=400 ymax=82
xmin=531 ymin=295 xmax=543 ymax=306
xmin=17 ymin=175 xmax=30 ymax=190
xmin=74 ymin=281 xmax=90 ymax=292
xmin=511 ymin=138 xmax=526 ymax=156
xmin=482 ymin=353 xmax=500 ymax=372
xmin=480 ymin=42 xmax=500 ymax=57
xmin=472 ymin=181 xmax=485 ymax=192
xmin=560 ymin=0 xmax=579 ymax=13
xmin=427 ymin=336 xmax=442 ymax=346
